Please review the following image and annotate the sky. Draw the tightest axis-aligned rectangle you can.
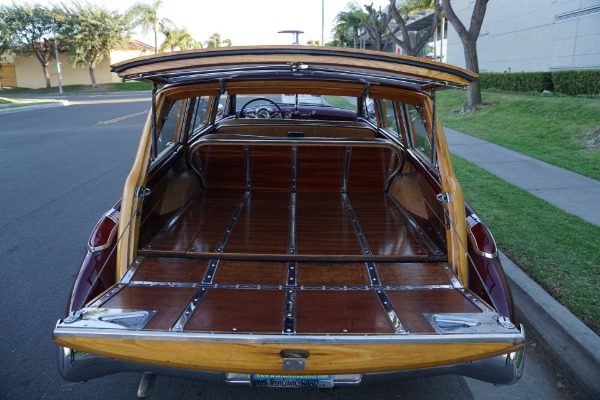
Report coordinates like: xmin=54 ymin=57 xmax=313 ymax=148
xmin=1 ymin=0 xmax=389 ymax=46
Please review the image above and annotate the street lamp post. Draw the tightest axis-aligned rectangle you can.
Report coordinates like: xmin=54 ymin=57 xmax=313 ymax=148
xmin=53 ymin=24 xmax=63 ymax=95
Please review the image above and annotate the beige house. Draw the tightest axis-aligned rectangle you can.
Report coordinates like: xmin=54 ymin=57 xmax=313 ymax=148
xmin=4 ymin=39 xmax=154 ymax=89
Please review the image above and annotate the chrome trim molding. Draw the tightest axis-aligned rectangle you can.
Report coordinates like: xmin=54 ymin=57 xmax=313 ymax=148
xmin=282 ymin=289 xmax=296 ymax=334
xmin=54 ymin=325 xmax=524 ymax=344
xmin=215 ymin=191 xmax=250 ymax=253
xmin=120 ymin=257 xmax=143 ymax=284
xmin=88 ymin=208 xmax=120 ymax=252
xmin=376 ymin=290 xmax=408 ymax=334
xmin=172 ymin=287 xmax=209 ymax=332
xmin=342 ymin=194 xmax=371 ymax=256
xmin=88 ymin=284 xmax=125 ymax=308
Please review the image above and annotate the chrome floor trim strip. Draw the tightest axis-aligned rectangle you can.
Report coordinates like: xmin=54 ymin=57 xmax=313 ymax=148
xmin=282 ymin=289 xmax=296 ymax=334
xmin=120 ymin=256 xmax=144 ymax=284
xmin=143 ymin=190 xmax=204 ymax=250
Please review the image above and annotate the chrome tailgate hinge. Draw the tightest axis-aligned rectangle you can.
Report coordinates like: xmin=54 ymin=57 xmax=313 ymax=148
xmin=135 ymin=186 xmax=151 ymax=199
xmin=437 ymin=192 xmax=451 ymax=204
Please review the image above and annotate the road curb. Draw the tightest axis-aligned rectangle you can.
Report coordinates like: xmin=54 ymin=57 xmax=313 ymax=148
xmin=501 ymin=252 xmax=600 ymax=399
xmin=0 ymin=100 xmax=69 ymax=114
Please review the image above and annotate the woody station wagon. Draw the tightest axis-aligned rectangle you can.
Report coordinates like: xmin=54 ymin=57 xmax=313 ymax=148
xmin=53 ymin=46 xmax=525 ymax=396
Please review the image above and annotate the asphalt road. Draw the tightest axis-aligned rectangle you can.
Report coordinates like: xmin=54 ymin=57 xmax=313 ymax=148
xmin=0 ymin=93 xmax=583 ymax=399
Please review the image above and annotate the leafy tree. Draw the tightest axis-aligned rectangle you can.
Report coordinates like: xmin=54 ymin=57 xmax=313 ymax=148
xmin=56 ymin=2 xmax=131 ymax=88
xmin=332 ymin=2 xmax=366 ymax=48
xmin=441 ymin=0 xmax=488 ymax=113
xmin=0 ymin=18 xmax=12 ymax=63
xmin=306 ymin=40 xmax=321 ymax=46
xmin=361 ymin=3 xmax=393 ymax=51
xmin=0 ymin=3 xmax=58 ymax=88
xmin=204 ymin=32 xmax=232 ymax=48
xmin=160 ymin=26 xmax=200 ymax=52
xmin=128 ymin=0 xmax=172 ymax=54
xmin=387 ymin=0 xmax=441 ymax=57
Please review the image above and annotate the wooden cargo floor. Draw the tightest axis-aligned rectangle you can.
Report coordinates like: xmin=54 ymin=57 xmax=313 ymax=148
xmin=139 ymin=189 xmax=444 ymax=261
xmin=109 ymin=189 xmax=483 ymax=335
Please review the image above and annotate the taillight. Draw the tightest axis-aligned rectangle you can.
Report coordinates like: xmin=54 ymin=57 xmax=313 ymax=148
xmin=466 ymin=213 xmax=497 ymax=258
xmin=88 ymin=209 xmax=120 ymax=252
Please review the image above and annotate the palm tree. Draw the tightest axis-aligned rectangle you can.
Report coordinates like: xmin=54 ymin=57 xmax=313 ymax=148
xmin=128 ymin=0 xmax=172 ymax=54
xmin=332 ymin=2 xmax=366 ymax=48
xmin=160 ymin=27 xmax=201 ymax=52
xmin=204 ymin=32 xmax=232 ymax=48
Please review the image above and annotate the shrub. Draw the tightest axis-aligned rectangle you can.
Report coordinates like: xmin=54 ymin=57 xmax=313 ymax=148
xmin=479 ymin=70 xmax=600 ymax=97
xmin=552 ymin=70 xmax=600 ymax=96
xmin=480 ymin=72 xmax=552 ymax=92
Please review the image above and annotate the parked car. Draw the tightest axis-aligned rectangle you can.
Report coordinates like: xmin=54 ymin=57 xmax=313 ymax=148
xmin=53 ymin=46 xmax=524 ymax=396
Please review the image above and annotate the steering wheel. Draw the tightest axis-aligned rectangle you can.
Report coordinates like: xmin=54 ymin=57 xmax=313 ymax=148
xmin=239 ymin=98 xmax=283 ymax=119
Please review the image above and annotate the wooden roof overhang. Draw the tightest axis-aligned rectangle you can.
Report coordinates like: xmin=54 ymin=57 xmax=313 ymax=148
xmin=111 ymin=45 xmax=477 ymax=91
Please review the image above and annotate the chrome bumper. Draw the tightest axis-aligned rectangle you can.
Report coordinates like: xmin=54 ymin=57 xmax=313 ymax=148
xmin=56 ymin=340 xmax=525 ymax=386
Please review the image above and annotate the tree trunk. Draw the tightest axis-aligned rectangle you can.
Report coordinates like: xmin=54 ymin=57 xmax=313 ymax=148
xmin=88 ymin=65 xmax=97 ymax=88
xmin=42 ymin=62 xmax=51 ymax=89
xmin=442 ymin=0 xmax=488 ymax=114
xmin=463 ymin=40 xmax=481 ymax=113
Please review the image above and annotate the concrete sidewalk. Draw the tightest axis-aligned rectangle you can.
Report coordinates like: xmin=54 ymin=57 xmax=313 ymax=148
xmin=445 ymin=127 xmax=600 ymax=399
xmin=444 ymin=127 xmax=600 ymax=227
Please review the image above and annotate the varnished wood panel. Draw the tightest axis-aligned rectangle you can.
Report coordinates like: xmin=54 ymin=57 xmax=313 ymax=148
xmin=249 ymin=145 xmax=291 ymax=191
xmin=185 ymin=288 xmax=284 ymax=333
xmin=213 ymin=260 xmax=287 ymax=285
xmin=198 ymin=146 xmax=246 ymax=190
xmin=217 ymin=122 xmax=375 ymax=138
xmin=377 ymin=262 xmax=450 ymax=286
xmin=296 ymin=146 xmax=345 ymax=193
xmin=297 ymin=262 xmax=370 ymax=286
xmin=386 ymin=289 xmax=481 ymax=333
xmin=186 ymin=191 xmax=246 ymax=253
xmin=349 ymin=193 xmax=429 ymax=256
xmin=224 ymin=192 xmax=289 ymax=254
xmin=133 ymin=257 xmax=209 ymax=282
xmin=152 ymin=190 xmax=244 ymax=253
xmin=295 ymin=193 xmax=361 ymax=256
xmin=296 ymin=290 xmax=393 ymax=334
xmin=102 ymin=286 xmax=196 ymax=330
xmin=55 ymin=335 xmax=523 ymax=376
xmin=347 ymin=146 xmax=394 ymax=193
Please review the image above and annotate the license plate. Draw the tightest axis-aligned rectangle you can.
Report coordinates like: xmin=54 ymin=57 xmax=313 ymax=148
xmin=251 ymin=374 xmax=334 ymax=388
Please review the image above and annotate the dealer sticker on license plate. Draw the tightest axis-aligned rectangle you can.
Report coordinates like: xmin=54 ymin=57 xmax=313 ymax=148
xmin=251 ymin=374 xmax=334 ymax=388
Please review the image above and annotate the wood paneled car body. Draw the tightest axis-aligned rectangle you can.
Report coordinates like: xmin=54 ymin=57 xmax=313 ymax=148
xmin=53 ymin=46 xmax=524 ymax=394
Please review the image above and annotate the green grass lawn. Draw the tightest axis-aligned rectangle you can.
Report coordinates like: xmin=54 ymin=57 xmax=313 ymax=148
xmin=438 ymin=90 xmax=600 ymax=181
xmin=1 ymin=81 xmax=153 ymax=95
xmin=453 ymin=155 xmax=600 ymax=334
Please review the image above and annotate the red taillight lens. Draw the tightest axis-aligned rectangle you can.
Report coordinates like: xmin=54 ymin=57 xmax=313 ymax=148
xmin=88 ymin=209 xmax=119 ymax=252
xmin=466 ymin=214 xmax=497 ymax=258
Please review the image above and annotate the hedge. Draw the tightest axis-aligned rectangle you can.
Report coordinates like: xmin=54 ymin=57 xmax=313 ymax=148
xmin=479 ymin=70 xmax=600 ymax=96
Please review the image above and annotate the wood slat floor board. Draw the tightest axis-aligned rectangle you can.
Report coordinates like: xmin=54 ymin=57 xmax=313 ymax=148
xmin=151 ymin=190 xmax=244 ymax=253
xmin=377 ymin=262 xmax=451 ymax=286
xmin=386 ymin=290 xmax=482 ymax=333
xmin=296 ymin=262 xmax=370 ymax=286
xmin=132 ymin=257 xmax=209 ymax=282
xmin=213 ymin=260 xmax=287 ymax=285
xmin=295 ymin=290 xmax=394 ymax=334
xmin=184 ymin=288 xmax=285 ymax=333
xmin=101 ymin=286 xmax=197 ymax=331
xmin=142 ymin=190 xmax=438 ymax=260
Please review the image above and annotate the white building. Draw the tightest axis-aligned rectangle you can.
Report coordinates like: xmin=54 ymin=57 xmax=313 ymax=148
xmin=445 ymin=0 xmax=600 ymax=72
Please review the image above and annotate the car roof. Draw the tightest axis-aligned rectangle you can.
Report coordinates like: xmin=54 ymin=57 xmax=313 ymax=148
xmin=111 ymin=45 xmax=477 ymax=91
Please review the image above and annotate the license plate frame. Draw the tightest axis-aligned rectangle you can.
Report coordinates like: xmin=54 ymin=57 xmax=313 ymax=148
xmin=251 ymin=374 xmax=334 ymax=388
